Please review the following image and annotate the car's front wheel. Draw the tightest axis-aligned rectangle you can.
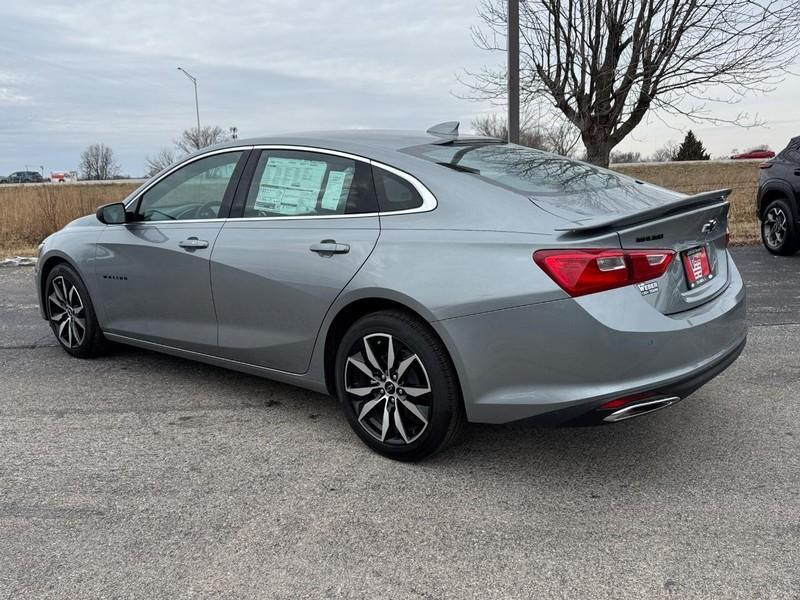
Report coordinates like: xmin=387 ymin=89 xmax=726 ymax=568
xmin=45 ymin=264 xmax=108 ymax=358
xmin=761 ymin=198 xmax=799 ymax=255
xmin=335 ymin=310 xmax=465 ymax=461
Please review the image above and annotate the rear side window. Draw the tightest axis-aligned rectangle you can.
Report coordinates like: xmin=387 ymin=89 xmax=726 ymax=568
xmin=242 ymin=150 xmax=377 ymax=217
xmin=372 ymin=167 xmax=423 ymax=212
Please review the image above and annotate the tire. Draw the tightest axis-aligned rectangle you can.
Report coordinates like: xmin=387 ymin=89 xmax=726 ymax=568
xmin=761 ymin=198 xmax=800 ymax=256
xmin=335 ymin=310 xmax=466 ymax=461
xmin=44 ymin=264 xmax=108 ymax=358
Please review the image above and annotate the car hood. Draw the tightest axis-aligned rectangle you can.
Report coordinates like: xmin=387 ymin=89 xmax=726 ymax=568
xmin=63 ymin=214 xmax=102 ymax=229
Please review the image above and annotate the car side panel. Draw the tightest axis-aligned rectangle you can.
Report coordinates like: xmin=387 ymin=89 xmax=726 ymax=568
xmin=302 ymin=225 xmax=619 ymax=393
xmin=94 ymin=221 xmax=224 ymax=353
xmin=344 ymin=225 xmax=621 ymax=321
xmin=210 ymin=216 xmax=380 ymax=374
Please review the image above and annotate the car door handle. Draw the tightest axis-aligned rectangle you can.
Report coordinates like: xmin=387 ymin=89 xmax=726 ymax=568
xmin=794 ymin=168 xmax=800 ymax=176
xmin=309 ymin=240 xmax=350 ymax=255
xmin=178 ymin=237 xmax=209 ymax=250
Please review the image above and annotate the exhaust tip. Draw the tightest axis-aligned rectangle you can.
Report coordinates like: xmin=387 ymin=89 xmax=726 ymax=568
xmin=602 ymin=396 xmax=681 ymax=423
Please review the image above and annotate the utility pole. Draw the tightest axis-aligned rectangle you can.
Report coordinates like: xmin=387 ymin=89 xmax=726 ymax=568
xmin=507 ymin=0 xmax=520 ymax=144
xmin=177 ymin=67 xmax=201 ymax=136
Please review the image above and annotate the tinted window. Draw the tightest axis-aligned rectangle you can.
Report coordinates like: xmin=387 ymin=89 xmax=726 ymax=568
xmin=137 ymin=151 xmax=243 ymax=221
xmin=372 ymin=167 xmax=423 ymax=212
xmin=779 ymin=141 xmax=800 ymax=163
xmin=242 ymin=150 xmax=377 ymax=217
xmin=404 ymin=143 xmax=629 ymax=196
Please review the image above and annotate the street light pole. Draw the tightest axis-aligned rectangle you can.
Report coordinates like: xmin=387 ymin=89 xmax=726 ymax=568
xmin=177 ymin=67 xmax=201 ymax=136
xmin=507 ymin=0 xmax=520 ymax=144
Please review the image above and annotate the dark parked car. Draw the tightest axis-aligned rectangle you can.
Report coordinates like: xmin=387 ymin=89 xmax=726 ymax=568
xmin=758 ymin=136 xmax=800 ymax=255
xmin=0 ymin=174 xmax=8 ymax=184
xmin=7 ymin=170 xmax=45 ymax=183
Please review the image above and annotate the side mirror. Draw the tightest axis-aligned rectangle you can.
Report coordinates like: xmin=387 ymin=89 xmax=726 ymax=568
xmin=96 ymin=202 xmax=128 ymax=225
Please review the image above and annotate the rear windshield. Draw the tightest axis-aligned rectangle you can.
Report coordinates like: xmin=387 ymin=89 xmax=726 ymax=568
xmin=403 ymin=143 xmax=629 ymax=196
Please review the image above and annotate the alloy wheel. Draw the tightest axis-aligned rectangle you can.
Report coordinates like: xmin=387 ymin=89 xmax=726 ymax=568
xmin=764 ymin=206 xmax=788 ymax=249
xmin=343 ymin=333 xmax=432 ymax=445
xmin=47 ymin=276 xmax=86 ymax=349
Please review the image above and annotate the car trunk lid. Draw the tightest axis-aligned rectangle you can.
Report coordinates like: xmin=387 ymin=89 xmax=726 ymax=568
xmin=532 ymin=188 xmax=732 ymax=314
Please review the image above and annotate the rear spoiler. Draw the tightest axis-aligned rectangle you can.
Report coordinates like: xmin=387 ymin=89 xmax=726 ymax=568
xmin=554 ymin=189 xmax=732 ymax=233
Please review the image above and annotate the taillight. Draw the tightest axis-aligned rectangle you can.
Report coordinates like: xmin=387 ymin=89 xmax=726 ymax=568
xmin=759 ymin=162 xmax=772 ymax=169
xmin=533 ymin=249 xmax=675 ymax=297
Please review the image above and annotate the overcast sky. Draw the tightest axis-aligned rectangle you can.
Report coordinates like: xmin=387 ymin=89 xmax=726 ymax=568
xmin=1 ymin=0 xmax=799 ymax=176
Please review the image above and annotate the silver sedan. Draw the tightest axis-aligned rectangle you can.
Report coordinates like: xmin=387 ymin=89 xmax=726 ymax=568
xmin=36 ymin=124 xmax=747 ymax=460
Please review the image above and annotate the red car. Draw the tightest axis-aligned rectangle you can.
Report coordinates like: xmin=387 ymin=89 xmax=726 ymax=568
xmin=731 ymin=150 xmax=775 ymax=160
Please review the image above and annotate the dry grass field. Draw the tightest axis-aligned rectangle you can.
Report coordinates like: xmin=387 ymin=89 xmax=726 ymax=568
xmin=613 ymin=159 xmax=761 ymax=244
xmin=0 ymin=182 xmax=140 ymax=256
xmin=0 ymin=160 xmax=761 ymax=257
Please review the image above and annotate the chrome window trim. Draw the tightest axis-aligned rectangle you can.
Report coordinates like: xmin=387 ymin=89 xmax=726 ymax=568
xmin=370 ymin=160 xmax=437 ymax=216
xmin=124 ymin=144 xmax=437 ymax=224
xmin=123 ymin=218 xmax=228 ymax=225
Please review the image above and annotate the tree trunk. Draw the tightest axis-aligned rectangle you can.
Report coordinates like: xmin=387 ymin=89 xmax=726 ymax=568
xmin=584 ymin=136 xmax=612 ymax=168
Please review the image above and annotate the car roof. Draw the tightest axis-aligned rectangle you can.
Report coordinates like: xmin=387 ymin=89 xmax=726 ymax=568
xmin=209 ymin=129 xmax=501 ymax=162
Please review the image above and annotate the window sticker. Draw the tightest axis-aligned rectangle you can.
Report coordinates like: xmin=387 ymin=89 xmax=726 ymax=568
xmin=320 ymin=170 xmax=348 ymax=211
xmin=254 ymin=186 xmax=318 ymax=215
xmin=253 ymin=157 xmax=328 ymax=215
xmin=262 ymin=157 xmax=326 ymax=191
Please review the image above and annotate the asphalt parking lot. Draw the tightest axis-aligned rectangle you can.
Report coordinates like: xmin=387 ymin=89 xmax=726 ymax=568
xmin=0 ymin=246 xmax=798 ymax=599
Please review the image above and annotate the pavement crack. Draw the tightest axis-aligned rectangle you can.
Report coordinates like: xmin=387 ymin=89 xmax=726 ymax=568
xmin=0 ymin=343 xmax=58 ymax=350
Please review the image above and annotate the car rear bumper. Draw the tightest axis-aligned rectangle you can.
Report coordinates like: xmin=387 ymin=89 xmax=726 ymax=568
xmin=433 ymin=253 xmax=747 ymax=424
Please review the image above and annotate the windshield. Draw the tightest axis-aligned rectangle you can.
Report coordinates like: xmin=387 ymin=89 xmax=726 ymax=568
xmin=404 ymin=143 xmax=630 ymax=196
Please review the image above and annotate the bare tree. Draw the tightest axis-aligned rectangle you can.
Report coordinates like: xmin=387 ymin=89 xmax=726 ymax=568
xmin=145 ymin=148 xmax=176 ymax=177
xmin=79 ymin=143 xmax=120 ymax=180
xmin=610 ymin=150 xmax=642 ymax=164
xmin=465 ymin=0 xmax=800 ymax=167
xmin=472 ymin=112 xmax=580 ymax=156
xmin=651 ymin=140 xmax=679 ymax=162
xmin=175 ymin=125 xmax=230 ymax=155
xmin=544 ymin=119 xmax=581 ymax=158
xmin=472 ymin=113 xmax=549 ymax=149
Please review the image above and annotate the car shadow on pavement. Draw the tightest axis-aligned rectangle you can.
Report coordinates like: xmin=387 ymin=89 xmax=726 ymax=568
xmin=99 ymin=342 xmax=742 ymax=492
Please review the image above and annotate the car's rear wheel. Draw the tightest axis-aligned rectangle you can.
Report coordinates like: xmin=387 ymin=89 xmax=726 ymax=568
xmin=335 ymin=310 xmax=465 ymax=461
xmin=761 ymin=198 xmax=799 ymax=255
xmin=45 ymin=264 xmax=108 ymax=358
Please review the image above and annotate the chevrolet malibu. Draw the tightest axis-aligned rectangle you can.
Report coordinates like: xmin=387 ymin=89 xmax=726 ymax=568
xmin=36 ymin=124 xmax=747 ymax=460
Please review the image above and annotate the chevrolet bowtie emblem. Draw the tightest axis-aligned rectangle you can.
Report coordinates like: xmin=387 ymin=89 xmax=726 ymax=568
xmin=702 ymin=219 xmax=718 ymax=234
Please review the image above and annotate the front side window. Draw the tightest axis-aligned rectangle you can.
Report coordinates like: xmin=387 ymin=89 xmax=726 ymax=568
xmin=242 ymin=150 xmax=377 ymax=217
xmin=136 ymin=151 xmax=243 ymax=221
